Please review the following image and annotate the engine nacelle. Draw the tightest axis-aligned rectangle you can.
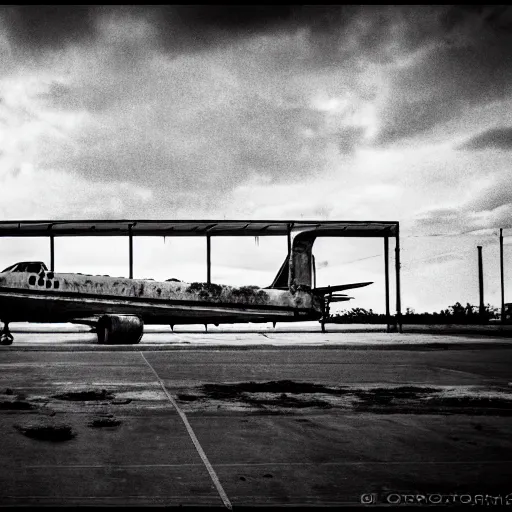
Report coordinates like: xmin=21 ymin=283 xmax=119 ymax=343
xmin=97 ymin=315 xmax=144 ymax=344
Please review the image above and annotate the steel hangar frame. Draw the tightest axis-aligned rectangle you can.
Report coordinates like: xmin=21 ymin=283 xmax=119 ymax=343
xmin=0 ymin=219 xmax=402 ymax=332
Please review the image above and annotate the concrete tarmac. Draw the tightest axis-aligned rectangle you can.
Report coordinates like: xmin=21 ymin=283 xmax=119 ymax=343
xmin=1 ymin=334 xmax=512 ymax=507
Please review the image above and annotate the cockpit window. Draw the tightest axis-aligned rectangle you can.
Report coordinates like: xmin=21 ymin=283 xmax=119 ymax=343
xmin=1 ymin=262 xmax=48 ymax=273
xmin=26 ymin=263 xmax=45 ymax=273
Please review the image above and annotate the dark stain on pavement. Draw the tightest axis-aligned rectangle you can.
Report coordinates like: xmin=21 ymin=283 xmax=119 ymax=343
xmin=201 ymin=380 xmax=342 ymax=396
xmin=111 ymin=398 xmax=132 ymax=405
xmin=14 ymin=421 xmax=76 ymax=442
xmin=177 ymin=394 xmax=200 ymax=402
xmin=175 ymin=380 xmax=512 ymax=415
xmin=0 ymin=400 xmax=36 ymax=410
xmin=53 ymin=389 xmax=114 ymax=401
xmin=354 ymin=386 xmax=437 ymax=407
xmin=433 ymin=396 xmax=512 ymax=409
xmin=88 ymin=416 xmax=122 ymax=428
xmin=197 ymin=380 xmax=336 ymax=408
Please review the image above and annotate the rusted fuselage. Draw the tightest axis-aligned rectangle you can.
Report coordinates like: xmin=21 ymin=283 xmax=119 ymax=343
xmin=0 ymin=270 xmax=323 ymax=325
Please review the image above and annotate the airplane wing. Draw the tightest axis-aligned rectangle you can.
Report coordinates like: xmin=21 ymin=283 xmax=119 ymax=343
xmin=313 ymin=282 xmax=373 ymax=295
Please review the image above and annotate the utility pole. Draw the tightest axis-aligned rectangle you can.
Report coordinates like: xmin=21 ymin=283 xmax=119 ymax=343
xmin=395 ymin=225 xmax=402 ymax=333
xmin=128 ymin=225 xmax=133 ymax=279
xmin=50 ymin=235 xmax=55 ymax=272
xmin=206 ymin=235 xmax=211 ymax=285
xmin=477 ymin=246 xmax=484 ymax=321
xmin=384 ymin=236 xmax=390 ymax=333
xmin=500 ymin=229 xmax=505 ymax=323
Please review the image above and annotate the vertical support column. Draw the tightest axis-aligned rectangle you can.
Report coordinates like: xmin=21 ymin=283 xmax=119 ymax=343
xmin=478 ymin=245 xmax=484 ymax=320
xmin=395 ymin=225 xmax=402 ymax=333
xmin=312 ymin=254 xmax=317 ymax=289
xmin=500 ymin=229 xmax=505 ymax=324
xmin=287 ymin=223 xmax=292 ymax=257
xmin=206 ymin=235 xmax=211 ymax=284
xmin=384 ymin=236 xmax=390 ymax=332
xmin=50 ymin=235 xmax=55 ymax=272
xmin=128 ymin=225 xmax=133 ymax=279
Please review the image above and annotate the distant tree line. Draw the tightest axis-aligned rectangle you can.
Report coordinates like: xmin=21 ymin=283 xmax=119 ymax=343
xmin=328 ymin=302 xmax=500 ymax=324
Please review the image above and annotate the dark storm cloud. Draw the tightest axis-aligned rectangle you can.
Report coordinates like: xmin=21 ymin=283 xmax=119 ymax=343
xmin=1 ymin=5 xmax=99 ymax=50
xmin=4 ymin=4 xmax=512 ymax=220
xmin=458 ymin=127 xmax=512 ymax=151
xmin=5 ymin=4 xmax=511 ymax=131
xmin=413 ymin=207 xmax=482 ymax=235
xmin=414 ymin=170 xmax=512 ymax=234
xmin=41 ymin=73 xmax=335 ymax=199
xmin=0 ymin=5 xmax=360 ymax=54
xmin=162 ymin=5 xmax=510 ymax=65
xmin=415 ymin=207 xmax=468 ymax=231
xmin=2 ymin=5 xmax=489 ymax=60
xmin=375 ymin=6 xmax=512 ymax=146
xmin=466 ymin=179 xmax=512 ymax=214
xmin=154 ymin=5 xmax=349 ymax=38
xmin=417 ymin=204 xmax=512 ymax=233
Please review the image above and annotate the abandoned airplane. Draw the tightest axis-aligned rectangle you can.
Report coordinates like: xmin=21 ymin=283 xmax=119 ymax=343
xmin=0 ymin=230 xmax=372 ymax=345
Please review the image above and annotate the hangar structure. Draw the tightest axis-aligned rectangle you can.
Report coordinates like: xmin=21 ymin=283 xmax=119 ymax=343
xmin=0 ymin=219 xmax=402 ymax=332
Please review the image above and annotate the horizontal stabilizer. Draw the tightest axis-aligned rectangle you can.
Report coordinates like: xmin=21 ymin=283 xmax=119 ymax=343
xmin=313 ymin=282 xmax=373 ymax=295
xmin=328 ymin=296 xmax=354 ymax=302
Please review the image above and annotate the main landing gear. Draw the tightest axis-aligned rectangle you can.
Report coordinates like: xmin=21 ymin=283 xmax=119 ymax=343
xmin=1 ymin=321 xmax=13 ymax=346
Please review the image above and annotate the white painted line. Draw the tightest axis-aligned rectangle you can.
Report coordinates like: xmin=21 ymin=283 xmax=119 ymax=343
xmin=140 ymin=353 xmax=232 ymax=510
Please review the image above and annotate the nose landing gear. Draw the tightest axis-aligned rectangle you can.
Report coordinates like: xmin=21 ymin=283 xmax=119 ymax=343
xmin=1 ymin=322 xmax=13 ymax=345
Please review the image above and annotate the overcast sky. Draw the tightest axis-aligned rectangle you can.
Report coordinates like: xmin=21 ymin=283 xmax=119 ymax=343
xmin=1 ymin=5 xmax=511 ymax=314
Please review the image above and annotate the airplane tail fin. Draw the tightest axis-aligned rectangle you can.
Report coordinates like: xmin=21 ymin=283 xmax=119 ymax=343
xmin=268 ymin=229 xmax=376 ymax=292
xmin=268 ymin=254 xmax=290 ymax=289
xmin=268 ymin=252 xmax=373 ymax=296
xmin=267 ymin=230 xmax=316 ymax=290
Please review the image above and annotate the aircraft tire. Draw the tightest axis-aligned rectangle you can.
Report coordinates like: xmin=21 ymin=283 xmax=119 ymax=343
xmin=0 ymin=334 xmax=13 ymax=346
xmin=97 ymin=315 xmax=143 ymax=345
